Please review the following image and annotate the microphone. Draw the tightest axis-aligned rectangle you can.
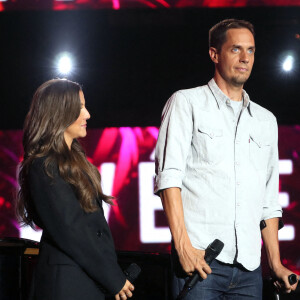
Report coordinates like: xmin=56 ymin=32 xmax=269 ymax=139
xmin=123 ymin=263 xmax=141 ymax=283
xmin=176 ymin=239 xmax=224 ymax=300
xmin=288 ymin=274 xmax=298 ymax=285
xmin=102 ymin=263 xmax=141 ymax=298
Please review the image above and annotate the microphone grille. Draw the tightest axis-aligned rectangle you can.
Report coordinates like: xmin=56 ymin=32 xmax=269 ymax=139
xmin=124 ymin=263 xmax=141 ymax=283
xmin=210 ymin=239 xmax=224 ymax=253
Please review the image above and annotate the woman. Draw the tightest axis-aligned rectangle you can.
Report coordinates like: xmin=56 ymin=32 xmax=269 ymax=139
xmin=16 ymin=79 xmax=134 ymax=300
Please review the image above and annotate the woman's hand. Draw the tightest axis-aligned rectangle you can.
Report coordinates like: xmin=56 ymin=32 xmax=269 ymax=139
xmin=115 ymin=279 xmax=134 ymax=300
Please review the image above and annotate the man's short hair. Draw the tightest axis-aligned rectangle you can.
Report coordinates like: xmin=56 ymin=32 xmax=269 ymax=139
xmin=209 ymin=19 xmax=255 ymax=52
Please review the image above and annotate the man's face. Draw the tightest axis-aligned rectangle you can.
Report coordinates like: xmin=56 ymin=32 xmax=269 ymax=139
xmin=213 ymin=28 xmax=255 ymax=87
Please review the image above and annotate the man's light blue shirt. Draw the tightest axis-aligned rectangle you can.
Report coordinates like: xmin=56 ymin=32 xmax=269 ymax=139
xmin=154 ymin=78 xmax=282 ymax=271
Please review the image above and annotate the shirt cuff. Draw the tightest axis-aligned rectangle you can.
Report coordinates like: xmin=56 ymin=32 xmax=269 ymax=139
xmin=261 ymin=208 xmax=283 ymax=221
xmin=154 ymin=169 xmax=184 ymax=195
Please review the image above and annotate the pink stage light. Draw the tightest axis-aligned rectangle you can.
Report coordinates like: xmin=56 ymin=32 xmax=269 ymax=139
xmin=112 ymin=0 xmax=120 ymax=9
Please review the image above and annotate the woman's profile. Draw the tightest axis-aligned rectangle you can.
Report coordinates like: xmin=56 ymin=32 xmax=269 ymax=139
xmin=16 ymin=79 xmax=134 ymax=300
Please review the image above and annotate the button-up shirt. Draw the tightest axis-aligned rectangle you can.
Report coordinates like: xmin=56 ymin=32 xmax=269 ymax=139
xmin=154 ymin=78 xmax=282 ymax=271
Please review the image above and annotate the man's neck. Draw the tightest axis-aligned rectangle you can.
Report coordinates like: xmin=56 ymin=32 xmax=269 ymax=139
xmin=214 ymin=74 xmax=244 ymax=102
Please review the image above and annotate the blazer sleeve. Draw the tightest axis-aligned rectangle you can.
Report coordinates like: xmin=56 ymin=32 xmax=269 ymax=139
xmin=28 ymin=157 xmax=126 ymax=295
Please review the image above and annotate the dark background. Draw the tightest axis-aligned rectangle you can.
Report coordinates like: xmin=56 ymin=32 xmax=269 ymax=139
xmin=0 ymin=6 xmax=300 ymax=297
xmin=0 ymin=7 xmax=299 ymax=130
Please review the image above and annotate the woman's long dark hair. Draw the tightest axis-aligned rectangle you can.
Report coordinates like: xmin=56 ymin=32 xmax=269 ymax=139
xmin=16 ymin=79 xmax=112 ymax=228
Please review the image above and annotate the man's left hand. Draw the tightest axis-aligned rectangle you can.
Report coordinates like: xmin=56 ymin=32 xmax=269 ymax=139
xmin=271 ymin=264 xmax=299 ymax=293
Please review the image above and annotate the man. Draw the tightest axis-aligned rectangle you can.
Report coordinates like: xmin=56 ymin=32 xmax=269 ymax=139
xmin=154 ymin=19 xmax=298 ymax=299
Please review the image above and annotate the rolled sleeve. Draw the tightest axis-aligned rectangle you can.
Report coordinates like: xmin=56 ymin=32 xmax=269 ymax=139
xmin=261 ymin=117 xmax=283 ymax=220
xmin=154 ymin=91 xmax=193 ymax=194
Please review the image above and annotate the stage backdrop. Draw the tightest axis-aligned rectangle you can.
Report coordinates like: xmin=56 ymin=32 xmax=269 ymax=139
xmin=0 ymin=0 xmax=300 ymax=11
xmin=0 ymin=126 xmax=299 ymax=274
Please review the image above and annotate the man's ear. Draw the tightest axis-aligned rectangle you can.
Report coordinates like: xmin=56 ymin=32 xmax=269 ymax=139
xmin=209 ymin=47 xmax=219 ymax=63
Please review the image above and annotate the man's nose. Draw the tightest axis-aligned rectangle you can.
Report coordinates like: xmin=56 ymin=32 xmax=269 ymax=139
xmin=240 ymin=51 xmax=249 ymax=63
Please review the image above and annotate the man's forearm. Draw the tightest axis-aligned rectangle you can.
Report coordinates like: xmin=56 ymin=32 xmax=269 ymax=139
xmin=159 ymin=187 xmax=191 ymax=251
xmin=261 ymin=217 xmax=298 ymax=292
xmin=261 ymin=217 xmax=281 ymax=271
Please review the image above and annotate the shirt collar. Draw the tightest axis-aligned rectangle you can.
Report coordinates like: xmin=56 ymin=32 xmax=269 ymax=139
xmin=208 ymin=78 xmax=253 ymax=117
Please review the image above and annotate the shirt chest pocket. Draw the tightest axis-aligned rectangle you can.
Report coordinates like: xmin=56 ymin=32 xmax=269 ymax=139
xmin=194 ymin=126 xmax=223 ymax=164
xmin=249 ymin=133 xmax=271 ymax=171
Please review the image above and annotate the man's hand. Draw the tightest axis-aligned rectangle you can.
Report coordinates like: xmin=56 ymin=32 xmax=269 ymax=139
xmin=159 ymin=187 xmax=212 ymax=280
xmin=177 ymin=243 xmax=212 ymax=279
xmin=271 ymin=264 xmax=299 ymax=294
xmin=115 ymin=279 xmax=134 ymax=300
xmin=262 ymin=218 xmax=299 ymax=293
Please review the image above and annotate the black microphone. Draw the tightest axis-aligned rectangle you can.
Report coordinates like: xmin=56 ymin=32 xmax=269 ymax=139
xmin=124 ymin=263 xmax=141 ymax=283
xmin=176 ymin=239 xmax=224 ymax=300
xmin=288 ymin=274 xmax=298 ymax=285
xmin=102 ymin=263 xmax=141 ymax=298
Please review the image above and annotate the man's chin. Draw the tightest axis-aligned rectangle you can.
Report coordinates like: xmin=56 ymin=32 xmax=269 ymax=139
xmin=231 ymin=75 xmax=250 ymax=87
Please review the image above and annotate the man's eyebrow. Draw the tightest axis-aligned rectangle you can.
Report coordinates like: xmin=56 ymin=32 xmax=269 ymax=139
xmin=232 ymin=44 xmax=256 ymax=49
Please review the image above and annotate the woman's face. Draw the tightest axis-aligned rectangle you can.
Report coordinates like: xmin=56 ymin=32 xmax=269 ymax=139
xmin=64 ymin=90 xmax=90 ymax=148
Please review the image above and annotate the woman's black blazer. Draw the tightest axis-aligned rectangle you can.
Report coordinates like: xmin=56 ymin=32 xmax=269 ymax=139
xmin=28 ymin=156 xmax=126 ymax=300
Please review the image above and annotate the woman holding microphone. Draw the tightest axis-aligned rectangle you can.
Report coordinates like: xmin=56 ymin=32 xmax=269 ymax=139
xmin=16 ymin=79 xmax=134 ymax=300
